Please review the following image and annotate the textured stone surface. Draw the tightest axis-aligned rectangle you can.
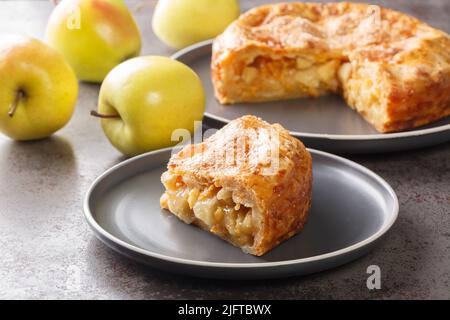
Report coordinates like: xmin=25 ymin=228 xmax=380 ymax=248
xmin=0 ymin=0 xmax=449 ymax=299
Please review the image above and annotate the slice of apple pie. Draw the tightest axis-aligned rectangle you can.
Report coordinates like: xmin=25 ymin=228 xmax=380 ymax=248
xmin=160 ymin=115 xmax=312 ymax=256
xmin=212 ymin=2 xmax=450 ymax=133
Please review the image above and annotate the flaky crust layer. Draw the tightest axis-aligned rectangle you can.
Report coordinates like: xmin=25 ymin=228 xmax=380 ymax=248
xmin=212 ymin=2 xmax=450 ymax=132
xmin=161 ymin=115 xmax=312 ymax=256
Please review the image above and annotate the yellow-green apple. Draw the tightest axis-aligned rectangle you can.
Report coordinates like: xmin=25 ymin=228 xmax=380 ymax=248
xmin=93 ymin=56 xmax=205 ymax=156
xmin=45 ymin=0 xmax=141 ymax=83
xmin=152 ymin=0 xmax=240 ymax=49
xmin=0 ymin=35 xmax=78 ymax=141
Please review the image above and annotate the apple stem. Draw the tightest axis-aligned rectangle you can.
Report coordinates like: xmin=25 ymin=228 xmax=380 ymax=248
xmin=8 ymin=90 xmax=25 ymax=118
xmin=90 ymin=110 xmax=120 ymax=119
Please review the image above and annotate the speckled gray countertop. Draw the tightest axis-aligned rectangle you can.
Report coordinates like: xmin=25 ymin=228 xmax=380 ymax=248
xmin=0 ymin=0 xmax=449 ymax=299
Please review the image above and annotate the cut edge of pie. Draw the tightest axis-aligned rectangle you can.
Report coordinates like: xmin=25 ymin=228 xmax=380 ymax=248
xmin=160 ymin=176 xmax=261 ymax=252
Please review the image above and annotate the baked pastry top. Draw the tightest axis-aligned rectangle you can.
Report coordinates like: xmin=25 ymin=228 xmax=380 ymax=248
xmin=212 ymin=2 xmax=450 ymax=132
xmin=160 ymin=115 xmax=312 ymax=256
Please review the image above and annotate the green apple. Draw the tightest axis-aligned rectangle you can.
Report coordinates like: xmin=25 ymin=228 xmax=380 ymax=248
xmin=152 ymin=0 xmax=240 ymax=49
xmin=0 ymin=35 xmax=78 ymax=141
xmin=93 ymin=56 xmax=205 ymax=156
xmin=46 ymin=0 xmax=141 ymax=83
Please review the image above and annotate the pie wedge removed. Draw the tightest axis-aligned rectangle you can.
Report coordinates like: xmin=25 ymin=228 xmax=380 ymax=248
xmin=212 ymin=2 xmax=450 ymax=133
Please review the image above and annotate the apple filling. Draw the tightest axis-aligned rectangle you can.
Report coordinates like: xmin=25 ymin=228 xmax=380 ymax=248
xmin=231 ymin=54 xmax=341 ymax=101
xmin=338 ymin=62 xmax=387 ymax=129
xmin=160 ymin=173 xmax=255 ymax=247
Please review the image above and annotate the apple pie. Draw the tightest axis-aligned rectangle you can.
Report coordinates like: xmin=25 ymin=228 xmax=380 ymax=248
xmin=211 ymin=2 xmax=450 ymax=133
xmin=160 ymin=115 xmax=312 ymax=256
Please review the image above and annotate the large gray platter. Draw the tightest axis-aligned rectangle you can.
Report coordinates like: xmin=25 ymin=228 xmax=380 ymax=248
xmin=84 ymin=148 xmax=398 ymax=279
xmin=172 ymin=40 xmax=450 ymax=154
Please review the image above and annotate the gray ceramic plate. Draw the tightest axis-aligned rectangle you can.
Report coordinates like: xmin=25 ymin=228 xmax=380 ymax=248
xmin=172 ymin=40 xmax=450 ymax=154
xmin=84 ymin=148 xmax=398 ymax=279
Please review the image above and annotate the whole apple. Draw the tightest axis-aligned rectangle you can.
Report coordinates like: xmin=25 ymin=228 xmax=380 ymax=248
xmin=0 ymin=35 xmax=78 ymax=141
xmin=94 ymin=56 xmax=205 ymax=156
xmin=152 ymin=0 xmax=240 ymax=49
xmin=46 ymin=0 xmax=141 ymax=83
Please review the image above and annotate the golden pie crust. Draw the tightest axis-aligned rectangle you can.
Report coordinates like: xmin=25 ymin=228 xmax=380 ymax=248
xmin=160 ymin=115 xmax=312 ymax=256
xmin=212 ymin=2 xmax=450 ymax=133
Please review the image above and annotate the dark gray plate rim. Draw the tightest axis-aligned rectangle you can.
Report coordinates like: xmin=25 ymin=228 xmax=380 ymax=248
xmin=172 ymin=39 xmax=450 ymax=141
xmin=83 ymin=147 xmax=399 ymax=269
